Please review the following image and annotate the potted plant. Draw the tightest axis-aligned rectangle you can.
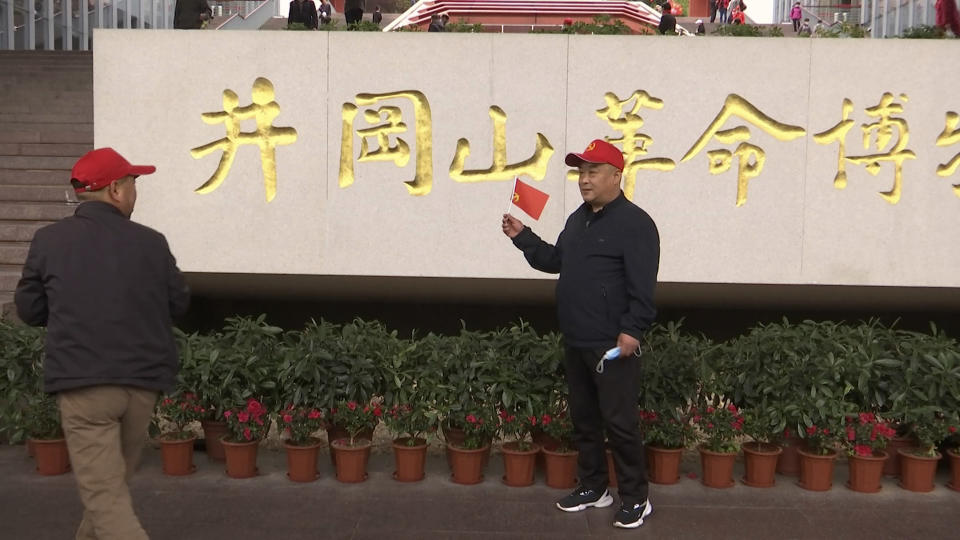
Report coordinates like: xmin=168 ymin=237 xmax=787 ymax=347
xmin=25 ymin=390 xmax=70 ymax=475
xmin=539 ymin=408 xmax=578 ymax=489
xmin=740 ymin=406 xmax=784 ymax=488
xmin=498 ymin=409 xmax=540 ymax=487
xmin=155 ymin=393 xmax=205 ymax=476
xmin=383 ymin=403 xmax=432 ymax=482
xmin=797 ymin=420 xmax=841 ymax=491
xmin=843 ymin=412 xmax=896 ymax=493
xmin=946 ymin=422 xmax=960 ymax=492
xmin=221 ymin=398 xmax=271 ymax=479
xmin=0 ymin=323 xmax=45 ymax=458
xmin=640 ymin=407 xmax=695 ymax=485
xmin=693 ymin=401 xmax=744 ymax=489
xmin=278 ymin=404 xmax=325 ymax=482
xmin=329 ymin=399 xmax=381 ymax=483
xmin=447 ymin=408 xmax=498 ymax=485
xmin=897 ymin=410 xmax=952 ymax=492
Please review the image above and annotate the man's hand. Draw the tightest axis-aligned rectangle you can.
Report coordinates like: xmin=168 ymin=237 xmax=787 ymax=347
xmin=501 ymin=213 xmax=524 ymax=239
xmin=617 ymin=333 xmax=641 ymax=357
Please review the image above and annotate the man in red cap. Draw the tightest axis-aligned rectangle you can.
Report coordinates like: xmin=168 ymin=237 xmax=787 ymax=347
xmin=502 ymin=139 xmax=658 ymax=529
xmin=15 ymin=147 xmax=190 ymax=540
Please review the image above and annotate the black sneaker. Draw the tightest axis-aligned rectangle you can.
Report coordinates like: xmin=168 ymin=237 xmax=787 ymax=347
xmin=555 ymin=486 xmax=614 ymax=512
xmin=613 ymin=499 xmax=653 ymax=529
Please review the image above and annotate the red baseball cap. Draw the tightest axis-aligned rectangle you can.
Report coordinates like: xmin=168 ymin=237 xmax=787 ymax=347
xmin=71 ymin=147 xmax=156 ymax=193
xmin=565 ymin=139 xmax=625 ymax=171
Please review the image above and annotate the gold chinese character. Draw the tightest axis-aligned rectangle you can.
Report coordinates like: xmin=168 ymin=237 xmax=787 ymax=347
xmin=936 ymin=111 xmax=960 ymax=198
xmin=681 ymin=94 xmax=805 ymax=206
xmin=339 ymin=90 xmax=433 ymax=196
xmin=449 ymin=106 xmax=554 ymax=183
xmin=841 ymin=93 xmax=916 ymax=204
xmin=190 ymin=77 xmax=298 ymax=202
xmin=582 ymin=91 xmax=676 ymax=201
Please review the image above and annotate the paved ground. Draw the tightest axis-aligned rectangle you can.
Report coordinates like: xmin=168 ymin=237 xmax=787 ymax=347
xmin=2 ymin=443 xmax=958 ymax=539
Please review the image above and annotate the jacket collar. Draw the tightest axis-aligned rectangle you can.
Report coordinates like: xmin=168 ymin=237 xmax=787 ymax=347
xmin=75 ymin=200 xmax=127 ymax=219
xmin=579 ymin=191 xmax=627 ymax=217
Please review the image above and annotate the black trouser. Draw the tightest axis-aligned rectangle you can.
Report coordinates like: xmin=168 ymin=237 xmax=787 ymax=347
xmin=793 ymin=18 xmax=801 ymax=32
xmin=345 ymin=8 xmax=363 ymax=25
xmin=564 ymin=345 xmax=648 ymax=505
xmin=710 ymin=5 xmax=717 ymax=22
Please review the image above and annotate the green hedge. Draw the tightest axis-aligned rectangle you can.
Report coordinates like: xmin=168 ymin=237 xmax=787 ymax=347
xmin=2 ymin=317 xmax=959 ymax=446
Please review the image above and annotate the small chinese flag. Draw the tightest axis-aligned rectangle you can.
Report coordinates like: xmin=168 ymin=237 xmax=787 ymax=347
xmin=510 ymin=178 xmax=550 ymax=220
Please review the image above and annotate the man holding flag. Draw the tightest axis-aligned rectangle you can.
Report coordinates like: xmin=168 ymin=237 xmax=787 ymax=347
xmin=501 ymin=139 xmax=659 ymax=529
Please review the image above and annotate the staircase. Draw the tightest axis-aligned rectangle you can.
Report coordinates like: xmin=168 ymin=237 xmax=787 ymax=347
xmin=0 ymin=51 xmax=92 ymax=319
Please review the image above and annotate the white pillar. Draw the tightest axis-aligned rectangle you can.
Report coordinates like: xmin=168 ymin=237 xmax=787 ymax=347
xmin=3 ymin=0 xmax=13 ymax=49
xmin=44 ymin=0 xmax=54 ymax=50
xmin=64 ymin=0 xmax=73 ymax=50
xmin=81 ymin=0 xmax=90 ymax=49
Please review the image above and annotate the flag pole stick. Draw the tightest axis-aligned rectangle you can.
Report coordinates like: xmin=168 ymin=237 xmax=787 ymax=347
xmin=505 ymin=178 xmax=517 ymax=215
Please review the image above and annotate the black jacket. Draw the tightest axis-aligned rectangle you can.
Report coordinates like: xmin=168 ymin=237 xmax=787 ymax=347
xmin=173 ymin=0 xmax=212 ymax=29
xmin=289 ymin=0 xmax=319 ymax=28
xmin=512 ymin=193 xmax=659 ymax=348
xmin=15 ymin=201 xmax=190 ymax=393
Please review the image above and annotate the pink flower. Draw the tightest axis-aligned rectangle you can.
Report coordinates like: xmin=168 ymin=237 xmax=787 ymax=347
xmin=854 ymin=444 xmax=872 ymax=457
xmin=373 ymin=407 xmax=382 ymax=418
xmin=283 ymin=414 xmax=293 ymax=424
xmin=529 ymin=416 xmax=538 ymax=425
xmin=541 ymin=414 xmax=552 ymax=425
xmin=243 ymin=428 xmax=252 ymax=441
xmin=308 ymin=410 xmax=322 ymax=420
xmin=347 ymin=402 xmax=357 ymax=411
xmin=847 ymin=428 xmax=856 ymax=441
xmin=727 ymin=403 xmax=738 ymax=413
xmin=707 ymin=423 xmax=714 ymax=429
xmin=706 ymin=407 xmax=715 ymax=414
xmin=237 ymin=411 xmax=250 ymax=423
xmin=466 ymin=414 xmax=477 ymax=424
xmin=223 ymin=410 xmax=233 ymax=419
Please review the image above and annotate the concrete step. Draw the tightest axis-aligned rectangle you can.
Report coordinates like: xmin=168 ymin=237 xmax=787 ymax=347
xmin=0 ymin=170 xmax=71 ymax=186
xmin=0 ymin=185 xmax=72 ymax=203
xmin=1 ymin=156 xmax=78 ymax=169
xmin=0 ymin=221 xmax=49 ymax=242
xmin=0 ymin=143 xmax=93 ymax=157
xmin=0 ymin=242 xmax=30 ymax=265
xmin=0 ymin=112 xmax=93 ymax=123
xmin=0 ymin=202 xmax=75 ymax=221
xmin=0 ymin=268 xmax=22 ymax=292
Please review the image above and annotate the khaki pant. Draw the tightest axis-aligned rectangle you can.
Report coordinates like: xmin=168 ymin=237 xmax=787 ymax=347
xmin=58 ymin=385 xmax=157 ymax=540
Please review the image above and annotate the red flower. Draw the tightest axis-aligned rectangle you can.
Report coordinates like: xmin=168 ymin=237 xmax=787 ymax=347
xmin=499 ymin=410 xmax=508 ymax=419
xmin=821 ymin=428 xmax=830 ymax=435
xmin=727 ymin=403 xmax=738 ymax=413
xmin=466 ymin=414 xmax=477 ymax=424
xmin=706 ymin=423 xmax=714 ymax=429
xmin=308 ymin=410 xmax=322 ymax=420
xmin=853 ymin=444 xmax=872 ymax=457
xmin=243 ymin=428 xmax=252 ymax=441
xmin=847 ymin=428 xmax=856 ymax=441
xmin=529 ymin=416 xmax=538 ymax=425
xmin=706 ymin=407 xmax=715 ymax=414
xmin=347 ymin=402 xmax=357 ymax=411
xmin=949 ymin=426 xmax=957 ymax=433
xmin=541 ymin=414 xmax=552 ymax=425
xmin=237 ymin=411 xmax=250 ymax=423
xmin=283 ymin=414 xmax=293 ymax=424
xmin=373 ymin=407 xmax=382 ymax=418
xmin=806 ymin=425 xmax=817 ymax=436
xmin=223 ymin=410 xmax=233 ymax=419
xmin=686 ymin=471 xmax=698 ymax=479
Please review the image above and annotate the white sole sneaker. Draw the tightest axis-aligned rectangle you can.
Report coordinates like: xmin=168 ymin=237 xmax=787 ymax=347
xmin=556 ymin=491 xmax=615 ymax=512
xmin=613 ymin=501 xmax=653 ymax=529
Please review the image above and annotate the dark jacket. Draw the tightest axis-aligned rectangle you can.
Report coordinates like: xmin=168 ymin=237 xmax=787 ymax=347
xmin=289 ymin=0 xmax=319 ymax=28
xmin=173 ymin=0 xmax=212 ymax=29
xmin=512 ymin=193 xmax=659 ymax=348
xmin=15 ymin=201 xmax=190 ymax=394
xmin=659 ymin=13 xmax=677 ymax=35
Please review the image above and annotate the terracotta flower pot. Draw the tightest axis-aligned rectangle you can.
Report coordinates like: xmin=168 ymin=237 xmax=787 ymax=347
xmin=742 ymin=441 xmax=782 ymax=488
xmin=327 ymin=425 xmax=374 ymax=466
xmin=284 ymin=439 xmax=322 ymax=482
xmin=531 ymin=429 xmax=559 ymax=474
xmin=30 ymin=438 xmax=70 ymax=476
xmin=797 ymin=448 xmax=837 ymax=491
xmin=200 ymin=420 xmax=228 ymax=461
xmin=26 ymin=439 xmax=35 ymax=458
xmin=776 ymin=435 xmax=804 ymax=476
xmin=501 ymin=441 xmax=540 ymax=487
xmin=947 ymin=449 xmax=960 ymax=492
xmin=606 ymin=448 xmax=617 ymax=488
xmin=392 ymin=437 xmax=427 ymax=482
xmin=846 ymin=450 xmax=887 ymax=493
xmin=448 ymin=443 xmax=488 ymax=485
xmin=331 ymin=438 xmax=372 ymax=483
xmin=646 ymin=445 xmax=683 ymax=485
xmin=699 ymin=447 xmax=736 ymax=489
xmin=542 ymin=446 xmax=578 ymax=489
xmin=221 ymin=437 xmax=259 ymax=479
xmin=160 ymin=435 xmax=197 ymax=476
xmin=882 ymin=436 xmax=916 ymax=477
xmin=897 ymin=448 xmax=941 ymax=493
